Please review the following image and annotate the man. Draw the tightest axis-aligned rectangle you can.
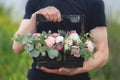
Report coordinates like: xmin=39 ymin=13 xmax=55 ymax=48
xmin=12 ymin=0 xmax=109 ymax=80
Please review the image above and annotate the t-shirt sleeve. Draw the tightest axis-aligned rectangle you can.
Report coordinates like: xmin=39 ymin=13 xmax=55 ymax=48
xmin=88 ymin=0 xmax=106 ymax=30
xmin=23 ymin=0 xmax=36 ymax=19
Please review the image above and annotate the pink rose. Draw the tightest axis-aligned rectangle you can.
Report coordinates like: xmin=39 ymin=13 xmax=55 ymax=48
xmin=35 ymin=43 xmax=41 ymax=49
xmin=51 ymin=33 xmax=59 ymax=38
xmin=45 ymin=36 xmax=55 ymax=47
xmin=85 ymin=40 xmax=94 ymax=52
xmin=65 ymin=39 xmax=73 ymax=45
xmin=55 ymin=43 xmax=63 ymax=51
xmin=71 ymin=46 xmax=80 ymax=57
xmin=70 ymin=30 xmax=77 ymax=34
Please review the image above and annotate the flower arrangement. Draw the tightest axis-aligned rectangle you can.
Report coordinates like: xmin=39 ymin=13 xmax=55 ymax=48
xmin=13 ymin=30 xmax=95 ymax=68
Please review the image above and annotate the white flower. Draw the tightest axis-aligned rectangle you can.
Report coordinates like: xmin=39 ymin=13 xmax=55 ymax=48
xmin=55 ymin=36 xmax=64 ymax=43
xmin=65 ymin=39 xmax=73 ymax=45
xmin=69 ymin=33 xmax=79 ymax=41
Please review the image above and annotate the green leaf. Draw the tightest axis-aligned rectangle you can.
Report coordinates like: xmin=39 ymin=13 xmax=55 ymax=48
xmin=47 ymin=48 xmax=59 ymax=59
xmin=29 ymin=49 xmax=40 ymax=57
xmin=84 ymin=50 xmax=91 ymax=60
xmin=58 ymin=30 xmax=67 ymax=37
xmin=39 ymin=35 xmax=46 ymax=45
xmin=31 ymin=34 xmax=40 ymax=44
xmin=84 ymin=54 xmax=89 ymax=60
xmin=40 ymin=46 xmax=48 ymax=51
xmin=32 ymin=34 xmax=39 ymax=40
xmin=80 ymin=33 xmax=90 ymax=43
xmin=80 ymin=49 xmax=94 ymax=60
xmin=26 ymin=33 xmax=32 ymax=39
xmin=15 ymin=34 xmax=25 ymax=44
xmin=21 ymin=37 xmax=28 ymax=44
xmin=24 ymin=44 xmax=34 ymax=52
xmin=52 ymin=49 xmax=59 ymax=57
xmin=79 ymin=42 xmax=87 ymax=48
xmin=56 ymin=53 xmax=62 ymax=61
xmin=39 ymin=48 xmax=47 ymax=56
xmin=40 ymin=51 xmax=46 ymax=56
xmin=32 ymin=40 xmax=40 ymax=44
xmin=80 ymin=48 xmax=87 ymax=57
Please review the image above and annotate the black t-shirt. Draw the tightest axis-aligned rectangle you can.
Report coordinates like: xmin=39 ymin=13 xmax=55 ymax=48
xmin=24 ymin=0 xmax=106 ymax=80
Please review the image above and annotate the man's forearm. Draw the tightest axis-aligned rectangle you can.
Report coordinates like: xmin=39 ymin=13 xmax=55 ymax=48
xmin=12 ymin=19 xmax=36 ymax=54
xmin=74 ymin=47 xmax=109 ymax=74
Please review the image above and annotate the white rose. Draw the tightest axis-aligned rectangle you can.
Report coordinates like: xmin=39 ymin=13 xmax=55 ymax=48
xmin=69 ymin=33 xmax=79 ymax=41
xmin=55 ymin=36 xmax=64 ymax=43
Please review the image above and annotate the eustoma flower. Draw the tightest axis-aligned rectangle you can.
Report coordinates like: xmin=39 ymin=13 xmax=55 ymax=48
xmin=13 ymin=30 xmax=95 ymax=60
xmin=65 ymin=39 xmax=73 ymax=46
xmin=55 ymin=43 xmax=63 ymax=51
xmin=85 ymin=40 xmax=94 ymax=52
xmin=51 ymin=33 xmax=59 ymax=38
xmin=71 ymin=46 xmax=80 ymax=57
xmin=69 ymin=30 xmax=79 ymax=41
xmin=35 ymin=43 xmax=41 ymax=49
xmin=55 ymin=36 xmax=64 ymax=43
xmin=45 ymin=36 xmax=55 ymax=47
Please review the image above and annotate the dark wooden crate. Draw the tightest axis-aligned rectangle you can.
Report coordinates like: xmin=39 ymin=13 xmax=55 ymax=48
xmin=36 ymin=14 xmax=85 ymax=68
xmin=36 ymin=55 xmax=84 ymax=68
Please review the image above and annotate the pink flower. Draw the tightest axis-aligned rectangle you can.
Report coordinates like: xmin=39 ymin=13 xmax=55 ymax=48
xmin=85 ymin=40 xmax=94 ymax=52
xmin=33 ymin=33 xmax=40 ymax=37
xmin=55 ymin=43 xmax=63 ymax=51
xmin=71 ymin=46 xmax=80 ymax=57
xmin=35 ymin=43 xmax=41 ymax=49
xmin=65 ymin=39 xmax=73 ymax=45
xmin=51 ymin=33 xmax=59 ymax=38
xmin=45 ymin=36 xmax=55 ymax=47
xmin=70 ymin=30 xmax=77 ymax=34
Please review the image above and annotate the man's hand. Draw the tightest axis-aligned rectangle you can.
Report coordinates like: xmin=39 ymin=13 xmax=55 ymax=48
xmin=31 ymin=6 xmax=62 ymax=22
xmin=36 ymin=66 xmax=84 ymax=76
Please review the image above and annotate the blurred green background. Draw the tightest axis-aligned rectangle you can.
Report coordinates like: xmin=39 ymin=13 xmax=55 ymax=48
xmin=0 ymin=0 xmax=120 ymax=80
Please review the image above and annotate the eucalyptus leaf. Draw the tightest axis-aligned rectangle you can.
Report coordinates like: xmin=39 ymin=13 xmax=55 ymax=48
xmin=24 ymin=44 xmax=34 ymax=52
xmin=21 ymin=37 xmax=28 ymax=44
xmin=40 ymin=46 xmax=48 ymax=51
xmin=29 ymin=49 xmax=40 ymax=57
xmin=40 ymin=51 xmax=46 ymax=56
xmin=39 ymin=35 xmax=46 ymax=45
xmin=47 ymin=49 xmax=59 ymax=59
xmin=26 ymin=33 xmax=32 ymax=39
xmin=56 ymin=53 xmax=62 ymax=61
xmin=53 ymin=49 xmax=59 ymax=57
xmin=79 ymin=42 xmax=87 ymax=48
xmin=32 ymin=35 xmax=39 ymax=40
xmin=32 ymin=40 xmax=40 ymax=44
xmin=80 ymin=48 xmax=87 ymax=56
xmin=84 ymin=51 xmax=91 ymax=60
xmin=15 ymin=34 xmax=25 ymax=44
